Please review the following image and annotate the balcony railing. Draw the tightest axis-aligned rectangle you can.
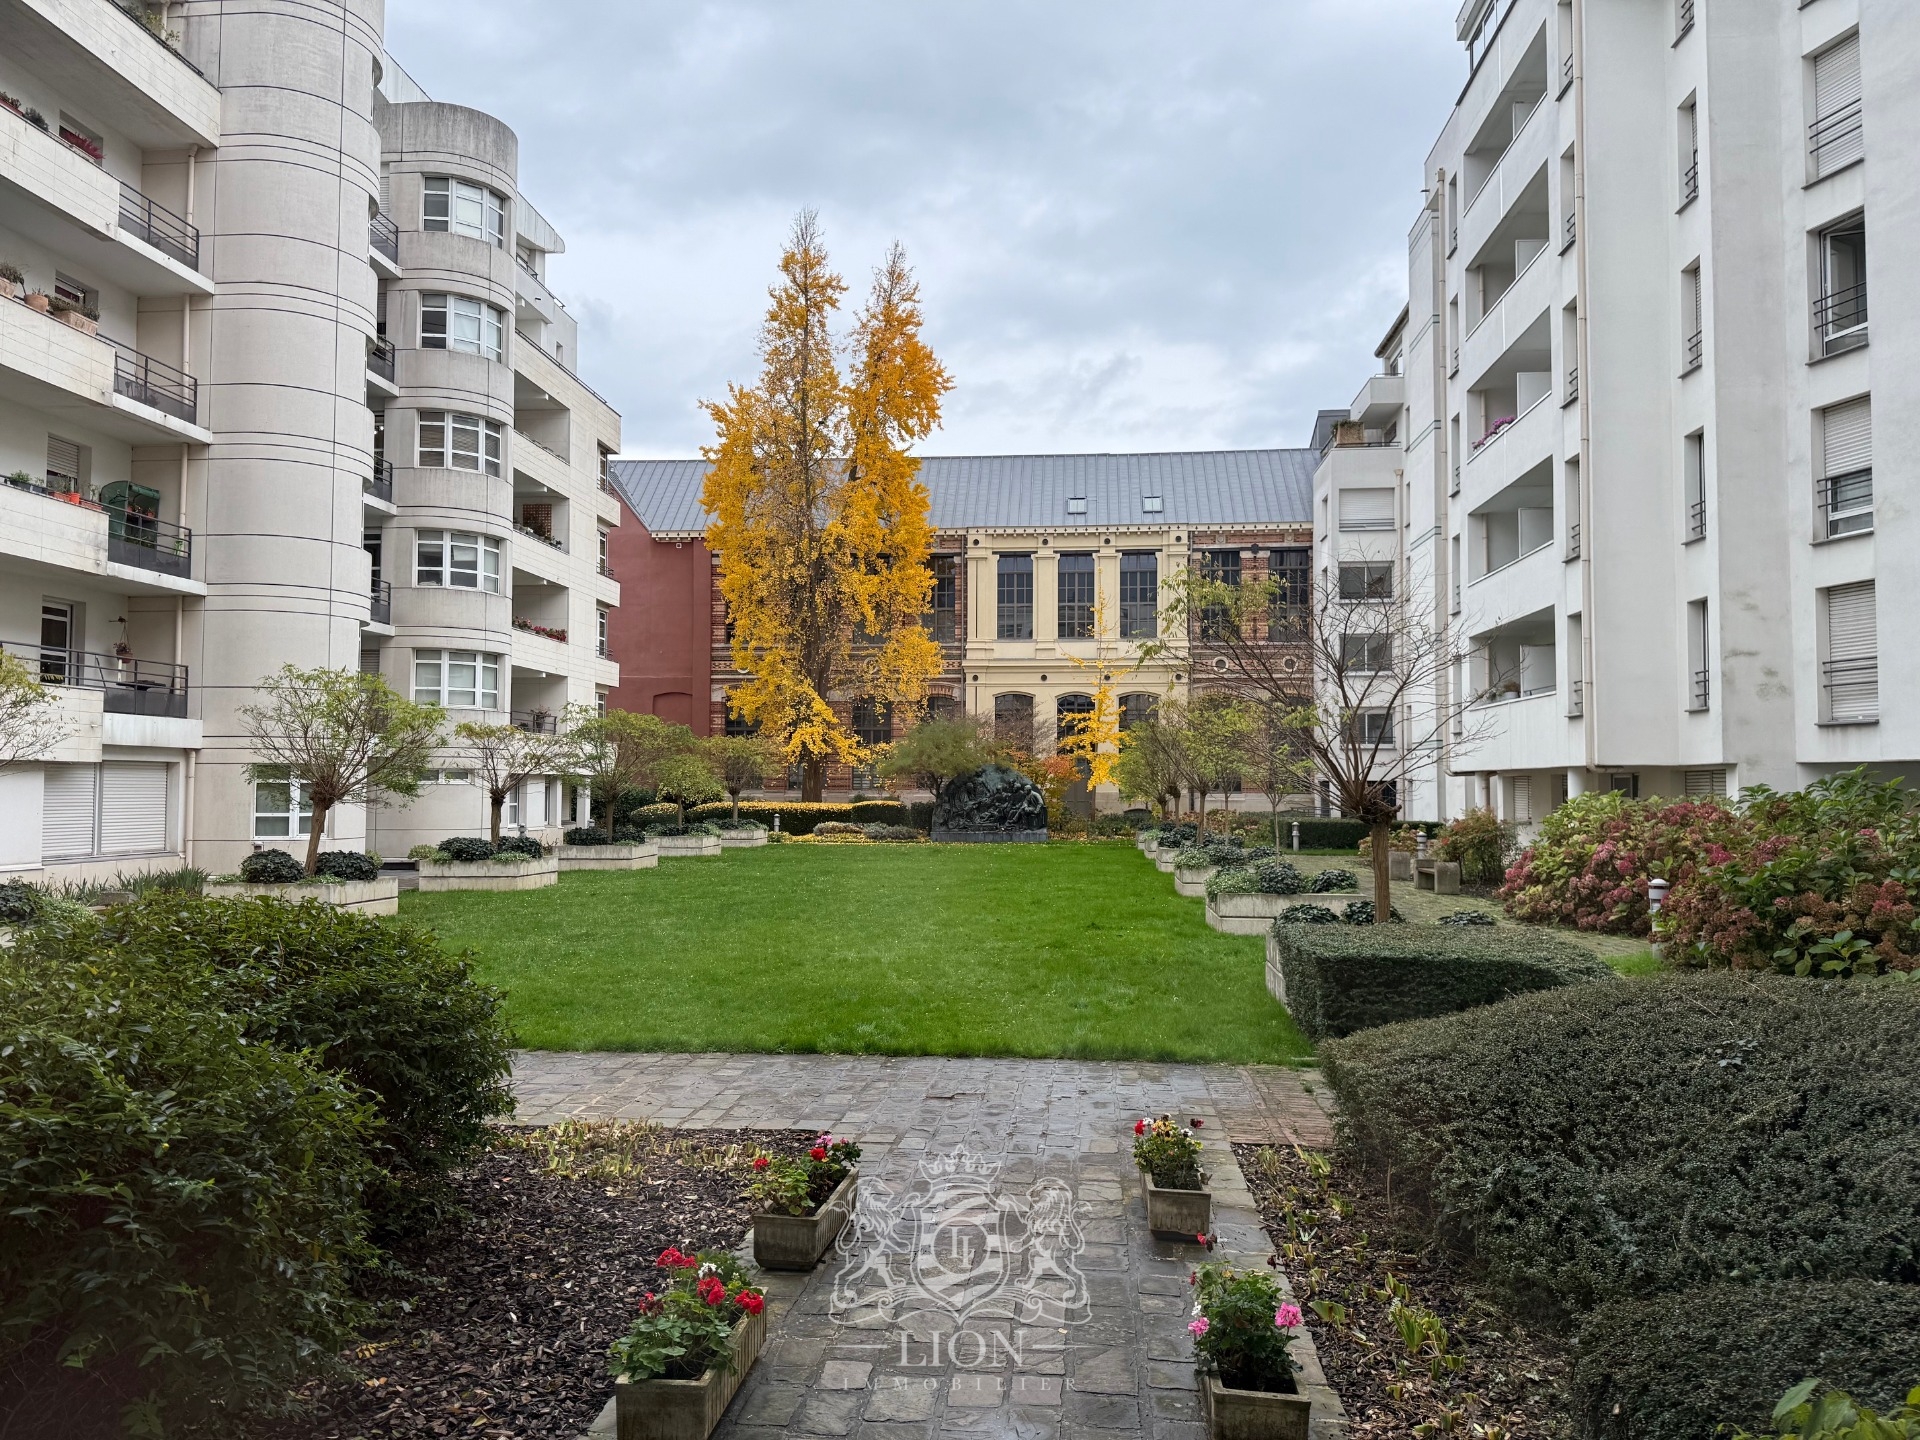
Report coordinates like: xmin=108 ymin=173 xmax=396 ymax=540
xmin=103 ymin=334 xmax=197 ymax=423
xmin=1676 ymin=0 xmax=1695 ymax=40
xmin=1561 ymin=211 xmax=1576 ymax=252
xmin=1820 ymin=467 xmax=1873 ymax=538
xmin=107 ymin=504 xmax=192 ymax=577
xmin=1815 ymin=283 xmax=1868 ymax=356
xmin=108 ymin=0 xmax=206 ymax=77
xmin=1809 ymin=100 xmax=1864 ymax=177
xmin=1683 ymin=330 xmax=1703 ymax=372
xmin=1560 ymin=51 xmax=1574 ymax=89
xmin=597 ymin=558 xmax=615 ymax=579
xmin=4 ymin=641 xmax=188 ymax=717
xmin=1567 ymin=678 xmax=1585 ymax=718
xmin=369 ymin=210 xmax=400 ymax=263
xmin=1823 ymin=656 xmax=1878 ymax=722
xmin=369 ymin=579 xmax=391 ymax=626
xmin=1567 ymin=521 xmax=1581 ymax=559
xmin=514 ymin=522 xmax=565 ymax=551
xmin=1691 ymin=668 xmax=1710 ymax=712
xmin=1564 ymin=366 xmax=1579 ymax=405
xmin=511 ymin=708 xmax=558 ymax=734
xmin=366 ymin=336 xmax=396 ymax=382
xmin=596 ymin=641 xmax=613 ymax=660
xmin=1686 ymin=497 xmax=1706 ymax=542
xmin=1682 ymin=157 xmax=1699 ymax=205
xmin=119 ymin=182 xmax=199 ymax=269
xmin=366 ymin=458 xmax=393 ymax=503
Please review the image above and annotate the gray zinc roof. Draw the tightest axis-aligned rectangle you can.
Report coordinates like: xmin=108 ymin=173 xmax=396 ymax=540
xmin=609 ymin=448 xmax=1317 ymax=539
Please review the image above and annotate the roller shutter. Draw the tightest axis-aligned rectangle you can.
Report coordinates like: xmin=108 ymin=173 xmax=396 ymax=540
xmin=42 ymin=763 xmax=98 ymax=858
xmin=100 ymin=761 xmax=169 ymax=854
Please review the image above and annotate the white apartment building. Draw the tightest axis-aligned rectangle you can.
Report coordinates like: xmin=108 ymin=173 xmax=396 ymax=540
xmin=1319 ymin=0 xmax=1917 ymax=827
xmin=0 ymin=0 xmax=617 ymax=880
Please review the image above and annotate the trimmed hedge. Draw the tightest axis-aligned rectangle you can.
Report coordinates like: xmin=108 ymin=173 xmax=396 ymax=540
xmin=313 ymin=849 xmax=381 ymax=881
xmin=1271 ymin=923 xmax=1609 ymax=1040
xmin=1206 ymin=859 xmax=1308 ymax=899
xmin=1320 ymin=974 xmax=1920 ymax=1324
xmin=681 ymin=800 xmax=922 ymax=834
xmin=239 ymin=847 xmax=304 ymax=883
xmin=1573 ymin=1281 xmax=1920 ymax=1440
xmin=1266 ymin=817 xmax=1440 ymax=849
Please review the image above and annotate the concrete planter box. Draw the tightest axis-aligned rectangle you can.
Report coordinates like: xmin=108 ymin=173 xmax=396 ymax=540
xmin=1174 ymin=865 xmax=1219 ymax=898
xmin=205 ymin=877 xmax=399 ymax=915
xmin=1154 ymin=851 xmax=1181 ymax=873
xmin=752 ymin=1168 xmax=857 ymax=1271
xmin=1140 ymin=1167 xmax=1211 ymax=1239
xmin=718 ymin=831 xmax=768 ymax=849
xmin=558 ymin=842 xmax=658 ymax=871
xmin=930 ymin=827 xmax=1048 ymax=844
xmin=416 ymin=856 xmax=558 ymax=891
xmin=1205 ymin=892 xmax=1354 ymax=935
xmin=1200 ymin=1371 xmax=1311 ymax=1440
xmin=615 ymin=1307 xmax=766 ymax=1440
xmin=655 ymin=834 xmax=722 ymax=858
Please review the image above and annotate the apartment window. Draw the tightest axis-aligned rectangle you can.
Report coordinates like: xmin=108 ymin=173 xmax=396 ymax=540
xmin=1352 ymin=710 xmax=1394 ymax=746
xmin=423 ymin=176 xmax=506 ymax=247
xmin=1338 ymin=488 xmax=1395 ymax=531
xmin=1449 ymin=416 xmax=1461 ymax=493
xmin=1057 ymin=553 xmax=1095 ymax=638
xmin=1450 ymin=535 xmax=1462 ymax=613
xmin=415 ymin=530 xmax=500 ymax=591
xmin=46 ymin=435 xmax=88 ymax=496
xmin=1684 ymin=768 xmax=1728 ymax=798
xmin=1819 ymin=397 xmax=1873 ymax=538
xmin=1687 ymin=599 xmax=1710 ymax=712
xmin=421 ymin=293 xmax=505 ymax=362
xmin=364 ymin=529 xmax=382 ymax=584
xmin=1681 ymin=264 xmax=1704 ymax=372
xmin=417 ymin=411 xmax=503 ymax=477
xmin=1810 ymin=33 xmax=1864 ymax=178
xmin=1556 ymin=0 xmax=1573 ymax=92
xmin=596 ymin=606 xmax=611 ymax=656
xmin=253 ymin=775 xmax=313 ymax=839
xmin=597 ymin=527 xmax=611 ymax=572
xmin=1340 ymin=634 xmax=1391 ymax=673
xmin=926 ymin=555 xmax=957 ymax=641
xmin=852 ymin=697 xmax=892 ymax=750
xmin=57 ymin=113 xmax=104 ymax=165
xmin=1055 ymin=694 xmax=1094 ymax=754
xmin=53 ymin=273 xmax=96 ymax=315
xmin=1822 ymin=581 xmax=1877 ymax=723
xmin=1816 ymin=220 xmax=1868 ymax=356
xmin=1338 ymin=563 xmax=1393 ymax=600
xmin=1678 ymin=99 xmax=1699 ymax=207
xmin=1119 ymin=552 xmax=1157 ymax=639
xmin=996 ymin=554 xmax=1033 ymax=640
xmin=1118 ymin=693 xmax=1156 ymax=732
xmin=1609 ymin=774 xmax=1641 ymax=799
xmin=413 ymin=650 xmax=500 ymax=710
xmin=1198 ymin=549 xmax=1240 ymax=641
xmin=1683 ymin=433 xmax=1707 ymax=542
xmin=1269 ymin=547 xmax=1310 ymax=616
xmin=1508 ymin=775 xmax=1533 ymax=825
xmin=993 ymin=692 xmax=1035 ymax=752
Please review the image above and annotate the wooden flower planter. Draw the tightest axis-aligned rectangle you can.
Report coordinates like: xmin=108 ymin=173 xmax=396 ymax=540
xmin=615 ymin=1307 xmax=766 ymax=1440
xmin=1200 ymin=1371 xmax=1311 ymax=1440
xmin=205 ymin=877 xmax=400 ymax=915
xmin=557 ymin=841 xmax=658 ymax=871
xmin=1141 ymin=1167 xmax=1211 ymax=1238
xmin=1174 ymin=864 xmax=1219 ymax=898
xmin=415 ymin=856 xmax=558 ymax=891
xmin=654 ymin=834 xmax=722 ymax=858
xmin=752 ymin=1168 xmax=857 ymax=1271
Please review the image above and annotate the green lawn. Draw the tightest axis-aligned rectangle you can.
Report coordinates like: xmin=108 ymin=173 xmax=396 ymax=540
xmin=400 ymin=843 xmax=1314 ymax=1065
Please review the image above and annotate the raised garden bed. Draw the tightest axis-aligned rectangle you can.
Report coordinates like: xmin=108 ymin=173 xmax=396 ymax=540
xmin=558 ymin=841 xmax=658 ymax=871
xmin=1208 ymin=893 xmax=1356 ymax=935
xmin=614 ymin=1308 xmax=765 ymax=1440
xmin=1174 ymin=864 xmax=1219 ymax=897
xmin=416 ymin=855 xmax=558 ymax=891
xmin=717 ymin=830 xmax=767 ymax=849
xmin=655 ymin=834 xmax=722 ymax=858
xmin=204 ymin=876 xmax=399 ymax=914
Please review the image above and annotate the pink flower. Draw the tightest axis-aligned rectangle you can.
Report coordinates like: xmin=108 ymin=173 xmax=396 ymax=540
xmin=1187 ymin=1317 xmax=1210 ymax=1337
xmin=1275 ymin=1304 xmax=1303 ymax=1329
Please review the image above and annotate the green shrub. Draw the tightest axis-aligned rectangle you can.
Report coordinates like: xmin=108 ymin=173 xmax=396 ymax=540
xmin=1573 ymin=1282 xmax=1920 ymax=1440
xmin=1275 ymin=903 xmax=1343 ymax=925
xmin=1437 ymin=909 xmax=1496 ymax=926
xmin=0 ymin=880 xmax=38 ymax=923
xmin=1433 ymin=807 xmax=1518 ymax=885
xmin=1310 ymin=868 xmax=1358 ymax=893
xmin=493 ymin=835 xmax=545 ymax=858
xmin=313 ymin=850 xmax=380 ymax=882
xmin=1730 ymin=1379 xmax=1920 ymax=1440
xmin=239 ymin=848 xmax=304 ymax=883
xmin=850 ymin=800 xmax=910 ymax=826
xmin=1320 ymin=974 xmax=1920 ymax=1324
xmin=1175 ymin=839 xmax=1244 ymax=869
xmin=406 ymin=843 xmax=441 ymax=861
xmin=438 ymin=836 xmax=494 ymax=862
xmin=1206 ymin=859 xmax=1308 ymax=899
xmin=685 ymin=801 xmax=854 ymax=835
xmin=1340 ymin=899 xmax=1404 ymax=925
xmin=564 ymin=826 xmax=615 ymax=845
xmin=0 ymin=936 xmax=374 ymax=1432
xmin=861 ymin=824 xmax=922 ymax=842
xmin=1273 ymin=818 xmax=1371 ymax=849
xmin=1273 ymin=923 xmax=1607 ymax=1041
xmin=19 ymin=896 xmax=514 ymax=1239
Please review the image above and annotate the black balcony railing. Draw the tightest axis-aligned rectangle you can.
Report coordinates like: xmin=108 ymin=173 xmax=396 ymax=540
xmin=1823 ymin=656 xmax=1878 ymax=722
xmin=369 ymin=210 xmax=400 ymax=263
xmin=1568 ymin=678 xmax=1585 ymax=718
xmin=1815 ymin=283 xmax=1869 ymax=355
xmin=1568 ymin=521 xmax=1582 ymax=559
xmin=598 ymin=558 xmax=615 ymax=579
xmin=118 ymin=182 xmax=200 ymax=269
xmin=511 ymin=709 xmax=558 ymax=734
xmin=1809 ymin=101 xmax=1864 ymax=175
xmin=107 ymin=504 xmax=192 ymax=577
xmin=367 ymin=336 xmax=396 ymax=382
xmin=366 ymin=458 xmax=393 ymax=503
xmin=1820 ymin=467 xmax=1873 ymax=538
xmin=5 ymin=641 xmax=188 ymax=717
xmin=1676 ymin=0 xmax=1695 ymax=39
xmin=1562 ymin=211 xmax=1576 ymax=251
xmin=1560 ymin=51 xmax=1574 ymax=88
xmin=1682 ymin=157 xmax=1699 ymax=205
xmin=1691 ymin=668 xmax=1710 ymax=712
xmin=369 ymin=579 xmax=391 ymax=626
xmin=1687 ymin=497 xmax=1706 ymax=542
xmin=1564 ymin=365 xmax=1579 ymax=405
xmin=103 ymin=335 xmax=197 ymax=423
xmin=1683 ymin=329 xmax=1704 ymax=371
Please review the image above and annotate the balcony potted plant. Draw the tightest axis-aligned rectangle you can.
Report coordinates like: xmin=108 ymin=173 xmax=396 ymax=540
xmin=1134 ymin=1115 xmax=1210 ymax=1239
xmin=747 ymin=1134 xmax=860 ymax=1271
xmin=24 ymin=290 xmax=52 ymax=314
xmin=0 ymin=262 xmax=21 ymax=301
xmin=1190 ymin=1262 xmax=1312 ymax=1440
xmin=47 ymin=296 xmax=99 ymax=335
xmin=610 ymin=1248 xmax=768 ymax=1440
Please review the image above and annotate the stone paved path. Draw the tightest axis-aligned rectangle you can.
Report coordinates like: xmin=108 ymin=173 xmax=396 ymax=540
xmin=513 ymin=1053 xmax=1344 ymax=1440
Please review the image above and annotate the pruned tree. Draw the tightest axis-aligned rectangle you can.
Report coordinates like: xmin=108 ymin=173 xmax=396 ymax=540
xmin=874 ymin=713 xmax=997 ymax=798
xmin=564 ymin=706 xmax=690 ymax=838
xmin=1183 ymin=693 xmax=1257 ymax=839
xmin=240 ymin=665 xmax=444 ymax=872
xmin=455 ymin=720 xmax=573 ymax=845
xmin=702 ymin=212 xmax=953 ymax=800
xmin=0 ymin=652 xmax=70 ymax=773
xmin=702 ymin=734 xmax=782 ymax=821
xmin=1111 ymin=703 xmax=1186 ymax=819
xmin=1237 ymin=702 xmax=1315 ymax=850
xmin=656 ymin=751 xmax=725 ymax=827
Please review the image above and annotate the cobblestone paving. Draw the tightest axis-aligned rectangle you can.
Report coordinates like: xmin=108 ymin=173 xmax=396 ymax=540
xmin=517 ymin=1053 xmax=1343 ymax=1440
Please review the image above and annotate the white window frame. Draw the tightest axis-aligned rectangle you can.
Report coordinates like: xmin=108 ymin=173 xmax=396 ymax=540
xmin=415 ymin=530 xmax=501 ymax=592
xmin=421 ymin=292 xmax=505 ymax=362
xmin=417 ymin=411 xmax=503 ymax=477
xmin=253 ymin=775 xmax=313 ymax=838
xmin=422 ymin=175 xmax=506 ymax=247
xmin=413 ymin=650 xmax=501 ymax=710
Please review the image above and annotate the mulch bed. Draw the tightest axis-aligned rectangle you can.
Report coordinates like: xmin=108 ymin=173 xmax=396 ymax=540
xmin=285 ymin=1123 xmax=815 ymax=1440
xmin=1234 ymin=1142 xmax=1575 ymax=1440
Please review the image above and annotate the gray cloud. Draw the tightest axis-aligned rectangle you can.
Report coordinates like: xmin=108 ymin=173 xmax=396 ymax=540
xmin=385 ymin=1 xmax=1462 ymax=456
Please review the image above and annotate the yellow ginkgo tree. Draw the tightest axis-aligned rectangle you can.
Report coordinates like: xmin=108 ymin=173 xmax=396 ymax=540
xmin=1054 ymin=598 xmax=1147 ymax=790
xmin=701 ymin=212 xmax=952 ymax=801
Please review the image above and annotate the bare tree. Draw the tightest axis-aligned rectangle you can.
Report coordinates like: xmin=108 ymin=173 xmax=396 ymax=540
xmin=0 ymin=652 xmax=70 ymax=773
xmin=455 ymin=720 xmax=574 ymax=845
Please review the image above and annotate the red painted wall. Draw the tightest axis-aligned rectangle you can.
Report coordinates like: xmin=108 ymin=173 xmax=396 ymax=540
xmin=606 ymin=499 xmax=715 ymax=735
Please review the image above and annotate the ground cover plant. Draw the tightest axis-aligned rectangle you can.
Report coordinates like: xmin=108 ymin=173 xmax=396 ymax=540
xmin=401 ymin=843 xmax=1312 ymax=1063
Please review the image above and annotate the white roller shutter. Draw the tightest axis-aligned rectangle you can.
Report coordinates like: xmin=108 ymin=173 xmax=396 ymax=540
xmin=1824 ymin=581 xmax=1878 ymax=720
xmin=47 ymin=436 xmax=82 ymax=488
xmin=100 ymin=762 xmax=169 ymax=855
xmin=1813 ymin=35 xmax=1863 ymax=175
xmin=1509 ymin=775 xmax=1533 ymax=823
xmin=1338 ymin=488 xmax=1395 ymax=530
xmin=1823 ymin=398 xmax=1872 ymax=474
xmin=42 ymin=763 xmax=98 ymax=859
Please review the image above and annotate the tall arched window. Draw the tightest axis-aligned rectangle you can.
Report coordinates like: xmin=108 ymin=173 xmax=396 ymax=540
xmin=1118 ymin=692 xmax=1158 ymax=732
xmin=1055 ymin=693 xmax=1095 ymax=753
xmin=993 ymin=693 xmax=1035 ymax=753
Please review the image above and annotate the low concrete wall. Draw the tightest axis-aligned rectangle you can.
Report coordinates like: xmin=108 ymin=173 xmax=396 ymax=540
xmin=204 ymin=877 xmax=400 ymax=915
xmin=719 ymin=832 xmax=768 ymax=849
xmin=1173 ymin=865 xmax=1219 ymax=898
xmin=416 ymin=857 xmax=559 ymax=891
xmin=655 ymin=835 xmax=722 ymax=858
xmin=1209 ymin=893 xmax=1357 ymax=936
xmin=557 ymin=843 xmax=658 ymax=871
xmin=930 ymin=828 xmax=1048 ymax=844
xmin=1153 ymin=852 xmax=1179 ymax=873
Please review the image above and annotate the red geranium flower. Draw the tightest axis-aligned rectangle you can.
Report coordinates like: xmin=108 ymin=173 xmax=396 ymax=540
xmin=809 ymin=1147 xmax=828 ymax=1161
xmin=1189 ymin=1118 xmax=1205 ymax=1129
xmin=752 ymin=1155 xmax=770 ymax=1170
xmin=1134 ymin=1119 xmax=1146 ymax=1135
xmin=737 ymin=1289 xmax=765 ymax=1315
xmin=697 ymin=1275 xmax=726 ymax=1305
xmin=658 ymin=1247 xmax=698 ymax=1269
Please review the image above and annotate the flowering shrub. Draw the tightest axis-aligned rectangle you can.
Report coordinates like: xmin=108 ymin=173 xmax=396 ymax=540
xmin=1356 ymin=827 xmax=1422 ymax=864
xmin=746 ymin=1134 xmax=861 ymax=1216
xmin=1190 ymin=1261 xmax=1302 ymax=1394
xmin=1433 ymin=808 xmax=1517 ymax=885
xmin=609 ymin=1248 xmax=766 ymax=1382
xmin=1496 ymin=792 xmax=1742 ymax=935
xmin=1133 ymin=1115 xmax=1206 ymax=1190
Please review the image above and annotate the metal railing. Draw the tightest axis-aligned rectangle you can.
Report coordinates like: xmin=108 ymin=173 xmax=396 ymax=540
xmin=4 ymin=641 xmax=188 ymax=717
xmin=1562 ymin=211 xmax=1576 ymax=251
xmin=598 ymin=558 xmax=615 ymax=579
xmin=1683 ymin=329 xmax=1704 ymax=371
xmin=514 ymin=521 xmax=565 ymax=551
xmin=1568 ymin=521 xmax=1581 ymax=559
xmin=118 ymin=182 xmax=199 ymax=269
xmin=107 ymin=504 xmax=191 ymax=577
xmin=109 ymin=0 xmax=205 ymax=76
xmin=366 ymin=335 xmax=396 ymax=382
xmin=368 ymin=579 xmax=391 ymax=626
xmin=1561 ymin=52 xmax=1574 ymax=89
xmin=1448 ymin=345 xmax=1459 ymax=376
xmin=1815 ymin=283 xmax=1869 ymax=356
xmin=1682 ymin=157 xmax=1699 ymax=205
xmin=1676 ymin=0 xmax=1695 ymax=39
xmin=1691 ymin=668 xmax=1710 ymax=712
xmin=1809 ymin=100 xmax=1864 ymax=175
xmin=1567 ymin=678 xmax=1585 ymax=718
xmin=103 ymin=334 xmax=197 ymax=423
xmin=366 ymin=458 xmax=393 ymax=503
xmin=1823 ymin=656 xmax=1878 ymax=722
xmin=511 ymin=709 xmax=558 ymax=734
xmin=596 ymin=641 xmax=613 ymax=660
xmin=1564 ymin=366 xmax=1579 ymax=405
xmin=1820 ymin=468 xmax=1873 ymax=538
xmin=1687 ymin=498 xmax=1706 ymax=542
xmin=369 ymin=210 xmax=400 ymax=263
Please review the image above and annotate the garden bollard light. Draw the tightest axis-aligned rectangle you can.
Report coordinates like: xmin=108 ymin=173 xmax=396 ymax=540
xmin=1290 ymin=821 xmax=1299 ymax=852
xmin=773 ymin=814 xmax=781 ymax=835
xmin=1647 ymin=877 xmax=1669 ymax=914
xmin=1417 ymin=832 xmax=1429 ymax=860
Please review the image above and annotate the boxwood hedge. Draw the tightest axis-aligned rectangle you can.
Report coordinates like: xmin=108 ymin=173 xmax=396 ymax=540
xmin=1271 ymin=923 xmax=1610 ymax=1040
xmin=1320 ymin=975 xmax=1920 ymax=1326
xmin=678 ymin=800 xmax=922 ymax=834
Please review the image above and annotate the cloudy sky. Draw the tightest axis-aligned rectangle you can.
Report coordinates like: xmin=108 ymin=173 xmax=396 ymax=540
xmin=385 ymin=2 xmax=1463 ymax=459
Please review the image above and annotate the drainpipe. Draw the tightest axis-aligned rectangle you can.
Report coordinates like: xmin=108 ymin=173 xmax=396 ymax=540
xmin=1571 ymin=1 xmax=1597 ymax=783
